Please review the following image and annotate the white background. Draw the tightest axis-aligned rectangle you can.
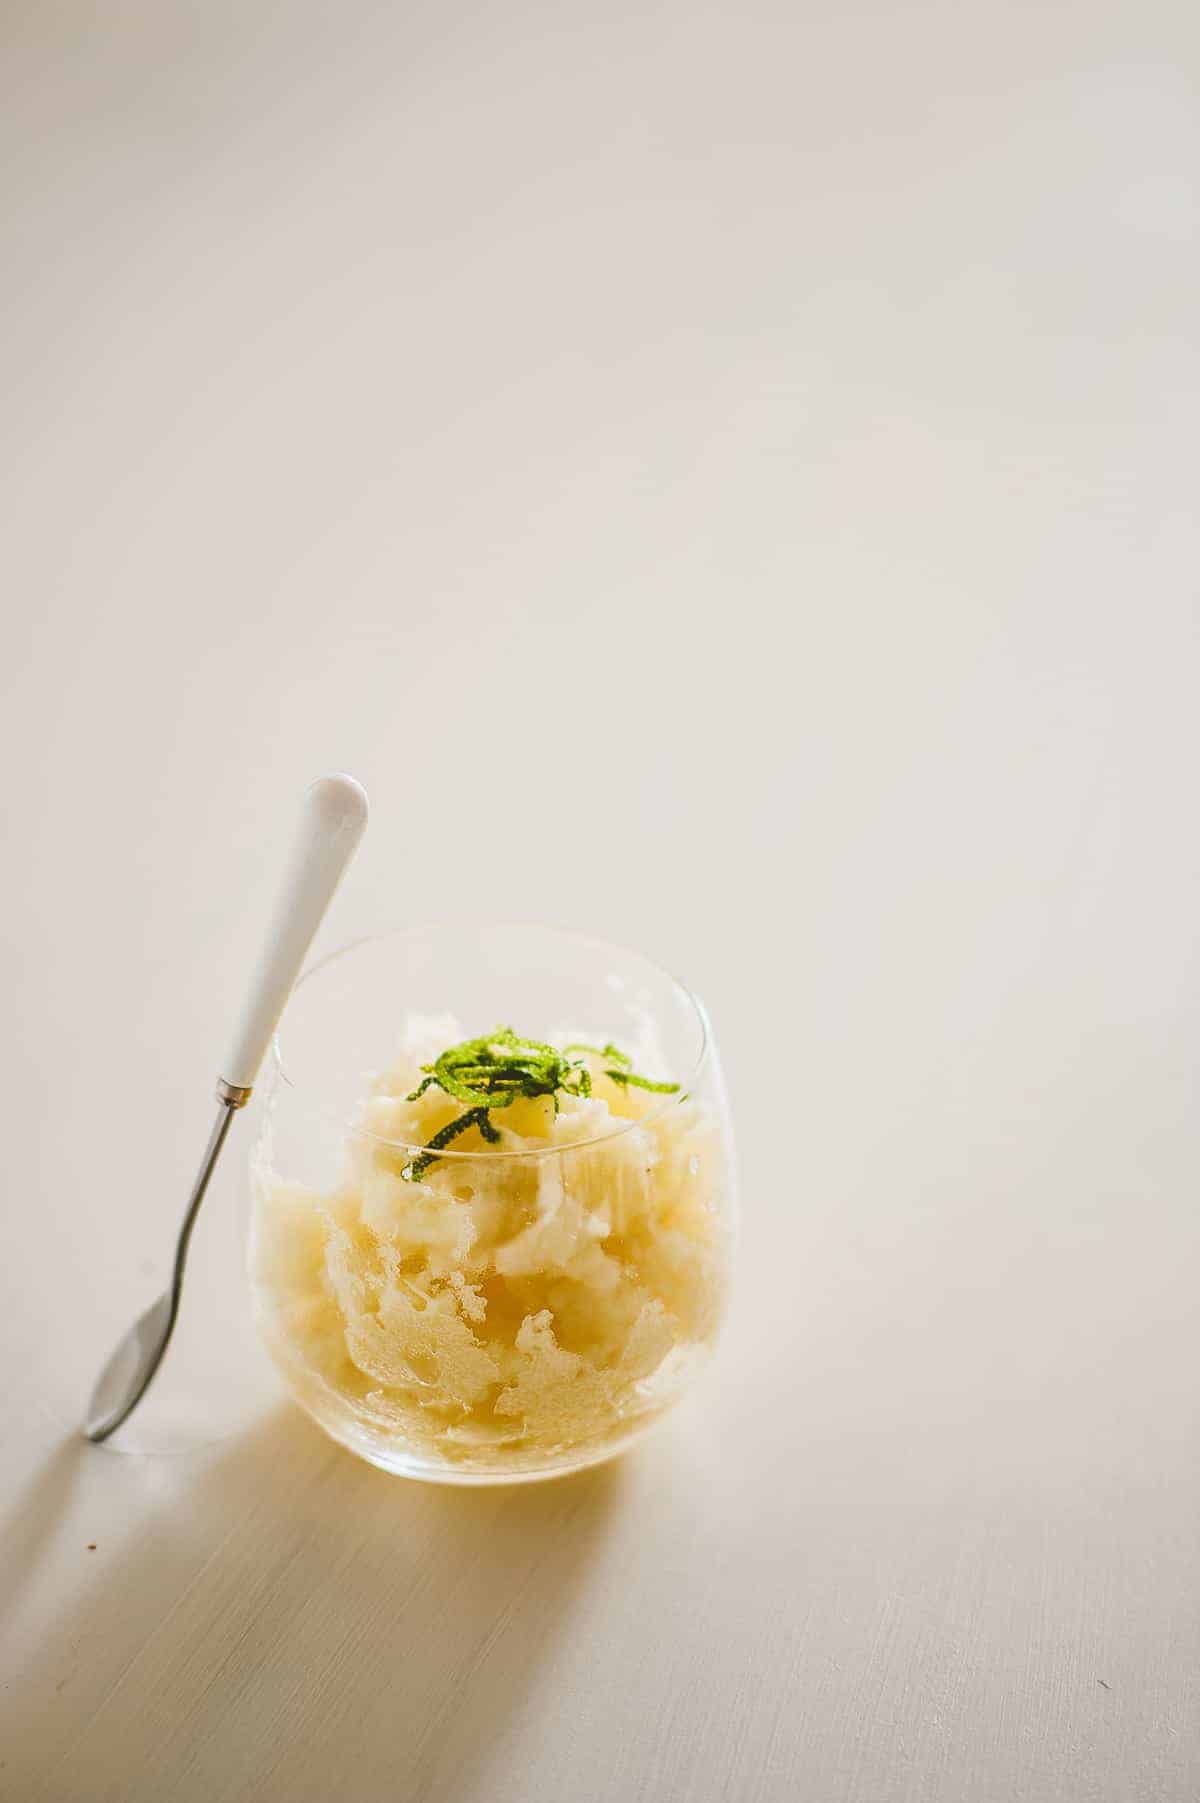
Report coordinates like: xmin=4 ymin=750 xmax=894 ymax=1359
xmin=3 ymin=2 xmax=1198 ymax=1798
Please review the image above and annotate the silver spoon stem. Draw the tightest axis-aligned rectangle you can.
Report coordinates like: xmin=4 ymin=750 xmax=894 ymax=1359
xmin=85 ymin=1092 xmax=244 ymax=1444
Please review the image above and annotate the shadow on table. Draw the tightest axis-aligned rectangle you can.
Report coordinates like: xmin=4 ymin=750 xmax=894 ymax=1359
xmin=1 ymin=1408 xmax=623 ymax=1802
xmin=0 ymin=1437 xmax=87 ymax=1629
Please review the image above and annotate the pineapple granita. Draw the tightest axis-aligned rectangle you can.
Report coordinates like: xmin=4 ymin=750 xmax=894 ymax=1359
xmin=251 ymin=1017 xmax=731 ymax=1476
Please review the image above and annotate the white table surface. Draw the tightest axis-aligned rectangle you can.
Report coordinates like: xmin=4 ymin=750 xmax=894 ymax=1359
xmin=3 ymin=3 xmax=1199 ymax=1798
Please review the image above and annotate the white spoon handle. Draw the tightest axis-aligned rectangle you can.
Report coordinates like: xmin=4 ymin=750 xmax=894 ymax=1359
xmin=219 ymin=773 xmax=368 ymax=1095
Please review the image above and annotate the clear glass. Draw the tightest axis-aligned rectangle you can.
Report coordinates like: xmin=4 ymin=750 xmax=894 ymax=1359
xmin=245 ymin=923 xmax=738 ymax=1484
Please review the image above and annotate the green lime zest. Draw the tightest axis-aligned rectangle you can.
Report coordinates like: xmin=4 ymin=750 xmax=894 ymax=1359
xmin=400 ymin=1026 xmax=679 ymax=1180
xmin=403 ymin=1105 xmax=500 ymax=1181
xmin=603 ymin=1070 xmax=681 ymax=1093
xmin=562 ymin=1041 xmax=633 ymax=1070
xmin=563 ymin=1041 xmax=676 ymax=1090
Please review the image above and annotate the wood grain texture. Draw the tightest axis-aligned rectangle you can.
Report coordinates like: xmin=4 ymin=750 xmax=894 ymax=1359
xmin=2 ymin=0 xmax=1199 ymax=1797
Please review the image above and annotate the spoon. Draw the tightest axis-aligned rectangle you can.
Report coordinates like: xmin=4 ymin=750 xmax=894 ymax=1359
xmin=85 ymin=773 xmax=369 ymax=1443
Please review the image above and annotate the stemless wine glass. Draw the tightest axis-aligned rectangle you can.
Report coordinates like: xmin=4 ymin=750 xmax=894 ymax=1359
xmin=245 ymin=923 xmax=738 ymax=1483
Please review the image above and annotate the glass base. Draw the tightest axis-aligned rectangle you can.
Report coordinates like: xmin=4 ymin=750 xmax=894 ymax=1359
xmin=314 ymin=1417 xmax=660 ymax=1486
xmin=270 ymin=1348 xmax=670 ymax=1485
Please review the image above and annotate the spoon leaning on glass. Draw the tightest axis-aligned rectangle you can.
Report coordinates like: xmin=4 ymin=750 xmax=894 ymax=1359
xmin=84 ymin=773 xmax=368 ymax=1444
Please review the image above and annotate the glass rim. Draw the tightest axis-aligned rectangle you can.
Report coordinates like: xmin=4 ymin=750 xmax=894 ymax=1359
xmin=270 ymin=920 xmax=712 ymax=1162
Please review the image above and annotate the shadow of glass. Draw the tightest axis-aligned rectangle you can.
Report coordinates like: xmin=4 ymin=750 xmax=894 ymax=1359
xmin=3 ymin=1407 xmax=624 ymax=1803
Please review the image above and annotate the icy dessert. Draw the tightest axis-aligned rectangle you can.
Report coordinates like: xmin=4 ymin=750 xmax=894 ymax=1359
xmin=250 ymin=1017 xmax=731 ymax=1477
